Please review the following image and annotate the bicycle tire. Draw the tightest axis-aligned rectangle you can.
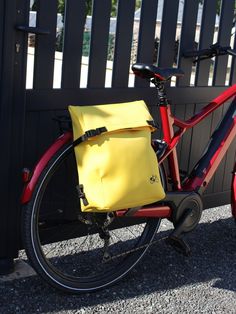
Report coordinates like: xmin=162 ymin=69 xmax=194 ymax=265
xmin=22 ymin=140 xmax=165 ymax=294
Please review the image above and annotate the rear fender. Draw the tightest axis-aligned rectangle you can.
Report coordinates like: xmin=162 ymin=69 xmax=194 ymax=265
xmin=21 ymin=132 xmax=73 ymax=204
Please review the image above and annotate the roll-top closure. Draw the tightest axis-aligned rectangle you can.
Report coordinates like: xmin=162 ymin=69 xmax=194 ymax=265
xmin=69 ymin=100 xmax=157 ymax=139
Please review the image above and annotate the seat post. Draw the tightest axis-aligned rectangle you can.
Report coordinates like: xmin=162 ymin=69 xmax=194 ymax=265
xmin=151 ymin=78 xmax=168 ymax=106
xmin=156 ymin=82 xmax=182 ymax=191
xmin=156 ymin=81 xmax=169 ymax=106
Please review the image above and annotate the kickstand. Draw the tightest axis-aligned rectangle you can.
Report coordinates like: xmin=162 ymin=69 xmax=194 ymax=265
xmin=102 ymin=237 xmax=112 ymax=262
xmin=166 ymin=208 xmax=193 ymax=256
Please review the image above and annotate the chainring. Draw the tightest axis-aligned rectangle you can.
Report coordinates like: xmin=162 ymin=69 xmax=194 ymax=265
xmin=172 ymin=193 xmax=203 ymax=233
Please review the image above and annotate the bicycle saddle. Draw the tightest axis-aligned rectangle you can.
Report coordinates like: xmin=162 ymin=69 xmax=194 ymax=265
xmin=132 ymin=63 xmax=184 ymax=81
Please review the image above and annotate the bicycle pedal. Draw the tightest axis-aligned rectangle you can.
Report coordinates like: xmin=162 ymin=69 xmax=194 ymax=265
xmin=166 ymin=235 xmax=191 ymax=257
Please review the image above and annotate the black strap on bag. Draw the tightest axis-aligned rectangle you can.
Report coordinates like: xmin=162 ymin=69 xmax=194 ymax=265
xmin=73 ymin=126 xmax=107 ymax=207
xmin=73 ymin=127 xmax=107 ymax=147
xmin=72 ymin=122 xmax=157 ymax=147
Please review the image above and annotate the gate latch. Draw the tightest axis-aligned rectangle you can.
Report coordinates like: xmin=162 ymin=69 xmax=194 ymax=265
xmin=15 ymin=25 xmax=50 ymax=35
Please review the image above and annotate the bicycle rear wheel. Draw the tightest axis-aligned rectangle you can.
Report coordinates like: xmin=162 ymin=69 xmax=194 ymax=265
xmin=22 ymin=141 xmax=162 ymax=293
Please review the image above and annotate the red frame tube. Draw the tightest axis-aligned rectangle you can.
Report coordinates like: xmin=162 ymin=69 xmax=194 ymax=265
xmin=174 ymin=84 xmax=236 ymax=128
xmin=159 ymin=105 xmax=182 ymax=190
xmin=116 ymin=206 xmax=171 ymax=218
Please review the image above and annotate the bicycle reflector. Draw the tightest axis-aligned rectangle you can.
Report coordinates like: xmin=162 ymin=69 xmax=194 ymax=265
xmin=22 ymin=168 xmax=31 ymax=183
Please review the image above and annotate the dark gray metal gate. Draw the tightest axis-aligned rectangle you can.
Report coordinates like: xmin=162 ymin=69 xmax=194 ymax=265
xmin=0 ymin=0 xmax=235 ymax=268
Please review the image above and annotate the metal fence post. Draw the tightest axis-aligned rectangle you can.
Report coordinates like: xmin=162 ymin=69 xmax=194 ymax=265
xmin=0 ymin=0 xmax=29 ymax=274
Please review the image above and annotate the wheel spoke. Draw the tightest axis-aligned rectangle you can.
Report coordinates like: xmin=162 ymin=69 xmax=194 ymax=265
xmin=23 ymin=141 xmax=162 ymax=293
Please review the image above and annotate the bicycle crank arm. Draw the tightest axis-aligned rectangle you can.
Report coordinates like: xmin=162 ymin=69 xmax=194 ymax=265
xmin=165 ymin=208 xmax=195 ymax=256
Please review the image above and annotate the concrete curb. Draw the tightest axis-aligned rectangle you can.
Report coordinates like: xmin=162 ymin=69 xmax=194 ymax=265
xmin=0 ymin=260 xmax=36 ymax=282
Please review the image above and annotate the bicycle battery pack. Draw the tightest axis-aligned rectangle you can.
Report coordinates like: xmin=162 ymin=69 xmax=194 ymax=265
xmin=68 ymin=100 xmax=165 ymax=212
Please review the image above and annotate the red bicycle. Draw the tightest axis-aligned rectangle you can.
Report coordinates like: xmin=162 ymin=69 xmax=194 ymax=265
xmin=21 ymin=44 xmax=236 ymax=293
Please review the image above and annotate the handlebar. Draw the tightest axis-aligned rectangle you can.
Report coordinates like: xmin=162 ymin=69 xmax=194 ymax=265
xmin=183 ymin=43 xmax=236 ymax=62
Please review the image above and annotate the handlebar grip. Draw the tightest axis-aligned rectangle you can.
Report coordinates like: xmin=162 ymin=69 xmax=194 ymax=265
xmin=183 ymin=44 xmax=236 ymax=61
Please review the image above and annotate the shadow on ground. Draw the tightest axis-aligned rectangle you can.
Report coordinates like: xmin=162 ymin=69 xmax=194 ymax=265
xmin=0 ymin=217 xmax=235 ymax=313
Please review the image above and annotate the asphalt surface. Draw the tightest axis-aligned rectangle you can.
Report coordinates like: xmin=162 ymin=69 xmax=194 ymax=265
xmin=0 ymin=205 xmax=235 ymax=314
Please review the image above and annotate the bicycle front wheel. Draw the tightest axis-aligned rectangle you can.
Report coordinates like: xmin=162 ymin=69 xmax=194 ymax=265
xmin=22 ymin=141 xmax=161 ymax=294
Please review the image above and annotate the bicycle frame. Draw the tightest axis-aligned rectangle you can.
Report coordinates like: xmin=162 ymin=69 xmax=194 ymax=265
xmin=159 ymin=84 xmax=236 ymax=194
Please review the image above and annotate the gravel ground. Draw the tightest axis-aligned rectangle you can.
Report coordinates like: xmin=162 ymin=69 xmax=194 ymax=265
xmin=0 ymin=205 xmax=235 ymax=314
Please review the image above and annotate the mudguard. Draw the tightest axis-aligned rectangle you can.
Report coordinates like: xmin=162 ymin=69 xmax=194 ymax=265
xmin=21 ymin=132 xmax=73 ymax=204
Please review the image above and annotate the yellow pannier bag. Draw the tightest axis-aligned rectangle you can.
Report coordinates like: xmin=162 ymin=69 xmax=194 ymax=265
xmin=68 ymin=100 xmax=165 ymax=212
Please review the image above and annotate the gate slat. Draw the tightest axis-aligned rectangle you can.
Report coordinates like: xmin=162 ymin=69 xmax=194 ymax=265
xmin=135 ymin=0 xmax=158 ymax=88
xmin=212 ymin=104 xmax=229 ymax=192
xmin=174 ymin=104 xmax=186 ymax=166
xmin=223 ymin=140 xmax=236 ymax=192
xmin=33 ymin=0 xmax=58 ymax=89
xmin=179 ymin=105 xmax=194 ymax=174
xmin=24 ymin=112 xmax=40 ymax=167
xmin=112 ymin=0 xmax=135 ymax=88
xmin=177 ymin=0 xmax=199 ymax=86
xmin=87 ymin=0 xmax=111 ymax=88
xmin=205 ymin=106 xmax=224 ymax=194
xmin=188 ymin=104 xmax=212 ymax=172
xmin=230 ymin=30 xmax=236 ymax=84
xmin=195 ymin=0 xmax=218 ymax=86
xmin=61 ymin=0 xmax=86 ymax=89
xmin=213 ymin=0 xmax=235 ymax=86
xmin=0 ymin=0 xmax=31 ymax=258
xmin=158 ymin=0 xmax=179 ymax=68
xmin=0 ymin=0 xmax=4 ymax=89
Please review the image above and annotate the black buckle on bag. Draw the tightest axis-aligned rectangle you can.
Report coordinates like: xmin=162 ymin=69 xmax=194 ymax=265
xmin=53 ymin=115 xmax=72 ymax=134
xmin=147 ymin=120 xmax=159 ymax=129
xmin=73 ymin=126 xmax=107 ymax=147
xmin=84 ymin=127 xmax=107 ymax=139
xmin=77 ymin=184 xmax=89 ymax=206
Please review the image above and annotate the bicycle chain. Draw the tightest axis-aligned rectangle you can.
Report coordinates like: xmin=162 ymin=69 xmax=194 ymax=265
xmin=102 ymin=235 xmax=168 ymax=263
xmin=77 ymin=213 xmax=168 ymax=264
